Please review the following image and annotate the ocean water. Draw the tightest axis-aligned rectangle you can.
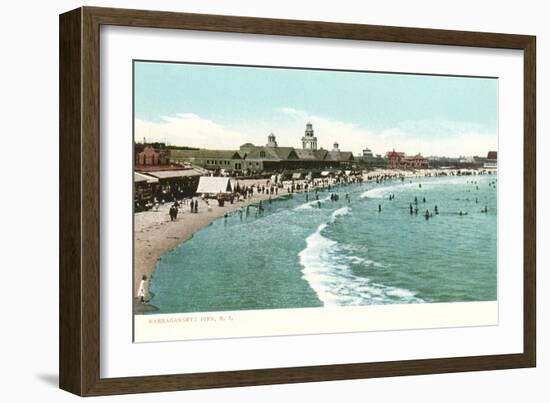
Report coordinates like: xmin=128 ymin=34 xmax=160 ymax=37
xmin=148 ymin=174 xmax=497 ymax=314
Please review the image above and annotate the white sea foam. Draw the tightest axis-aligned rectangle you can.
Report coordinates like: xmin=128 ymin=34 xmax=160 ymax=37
xmin=330 ymin=206 xmax=351 ymax=222
xmin=360 ymin=176 xmax=473 ymax=199
xmin=344 ymin=255 xmax=366 ymax=264
xmin=298 ymin=206 xmax=423 ymax=306
xmin=294 ymin=195 xmax=331 ymax=210
xmin=360 ymin=182 xmax=419 ymax=199
xmin=385 ymin=288 xmax=417 ymax=299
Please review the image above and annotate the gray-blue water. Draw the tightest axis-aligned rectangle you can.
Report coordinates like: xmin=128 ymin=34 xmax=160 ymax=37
xmin=149 ymin=174 xmax=497 ymax=313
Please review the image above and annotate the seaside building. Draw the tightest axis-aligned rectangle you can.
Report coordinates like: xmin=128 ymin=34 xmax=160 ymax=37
xmin=266 ymin=133 xmax=278 ymax=148
xmin=385 ymin=150 xmax=406 ymax=169
xmin=362 ymin=147 xmax=374 ymax=158
xmin=134 ymin=172 xmax=159 ymax=210
xmin=386 ymin=149 xmax=429 ymax=169
xmin=327 ymin=142 xmax=353 ymax=164
xmin=354 ymin=146 xmax=386 ymax=169
xmin=401 ymin=154 xmax=430 ymax=169
xmin=169 ymin=149 xmax=245 ymax=171
xmin=135 ymin=143 xmax=170 ymax=166
xmin=169 ymin=123 xmax=354 ymax=174
xmin=301 ymin=122 xmax=318 ymax=151
xmin=484 ymin=151 xmax=498 ymax=169
xmin=135 ymin=166 xmax=208 ymax=203
xmin=134 ymin=141 xmax=212 ymax=204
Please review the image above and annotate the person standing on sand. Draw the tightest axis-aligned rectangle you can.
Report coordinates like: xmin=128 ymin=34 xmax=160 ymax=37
xmin=137 ymin=275 xmax=148 ymax=303
xmin=169 ymin=204 xmax=178 ymax=221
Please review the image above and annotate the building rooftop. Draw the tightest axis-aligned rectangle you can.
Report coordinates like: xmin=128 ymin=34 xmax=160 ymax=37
xmin=134 ymin=172 xmax=159 ymax=183
xmin=327 ymin=151 xmax=354 ymax=161
xmin=171 ymin=149 xmax=243 ymax=160
xmin=246 ymin=146 xmax=298 ymax=161
xmin=142 ymin=168 xmax=207 ymax=179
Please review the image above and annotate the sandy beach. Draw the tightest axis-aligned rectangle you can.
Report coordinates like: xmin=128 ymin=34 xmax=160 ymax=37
xmin=134 ymin=179 xmax=303 ymax=307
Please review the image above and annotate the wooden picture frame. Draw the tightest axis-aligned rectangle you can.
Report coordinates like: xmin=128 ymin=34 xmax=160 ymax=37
xmin=59 ymin=6 xmax=536 ymax=396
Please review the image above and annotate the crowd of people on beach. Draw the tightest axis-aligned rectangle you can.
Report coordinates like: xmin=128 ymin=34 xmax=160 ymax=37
xmin=150 ymin=173 xmax=366 ymax=223
xmin=144 ymin=169 xmax=496 ymax=228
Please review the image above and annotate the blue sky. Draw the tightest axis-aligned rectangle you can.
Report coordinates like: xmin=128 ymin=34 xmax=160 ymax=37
xmin=134 ymin=61 xmax=498 ymax=157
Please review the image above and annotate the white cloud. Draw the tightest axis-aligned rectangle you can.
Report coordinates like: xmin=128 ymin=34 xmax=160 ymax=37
xmin=135 ymin=113 xmax=255 ymax=149
xmin=135 ymin=109 xmax=497 ymax=158
xmin=397 ymin=118 xmax=487 ymax=137
xmin=275 ymin=107 xmax=497 ymax=157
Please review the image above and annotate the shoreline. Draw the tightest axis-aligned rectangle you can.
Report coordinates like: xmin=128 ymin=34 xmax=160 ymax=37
xmin=134 ymin=179 xmax=312 ymax=310
xmin=134 ymin=169 xmax=495 ymax=312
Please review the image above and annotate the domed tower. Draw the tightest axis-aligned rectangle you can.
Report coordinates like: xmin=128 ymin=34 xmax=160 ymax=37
xmin=266 ymin=132 xmax=278 ymax=147
xmin=301 ymin=122 xmax=318 ymax=150
xmin=332 ymin=141 xmax=340 ymax=152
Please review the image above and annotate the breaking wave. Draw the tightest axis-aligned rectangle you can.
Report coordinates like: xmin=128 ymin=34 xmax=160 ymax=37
xmin=294 ymin=195 xmax=331 ymax=210
xmin=298 ymin=206 xmax=424 ymax=306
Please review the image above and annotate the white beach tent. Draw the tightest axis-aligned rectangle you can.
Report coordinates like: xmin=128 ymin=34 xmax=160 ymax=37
xmin=134 ymin=172 xmax=159 ymax=184
xmin=196 ymin=176 xmax=234 ymax=195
